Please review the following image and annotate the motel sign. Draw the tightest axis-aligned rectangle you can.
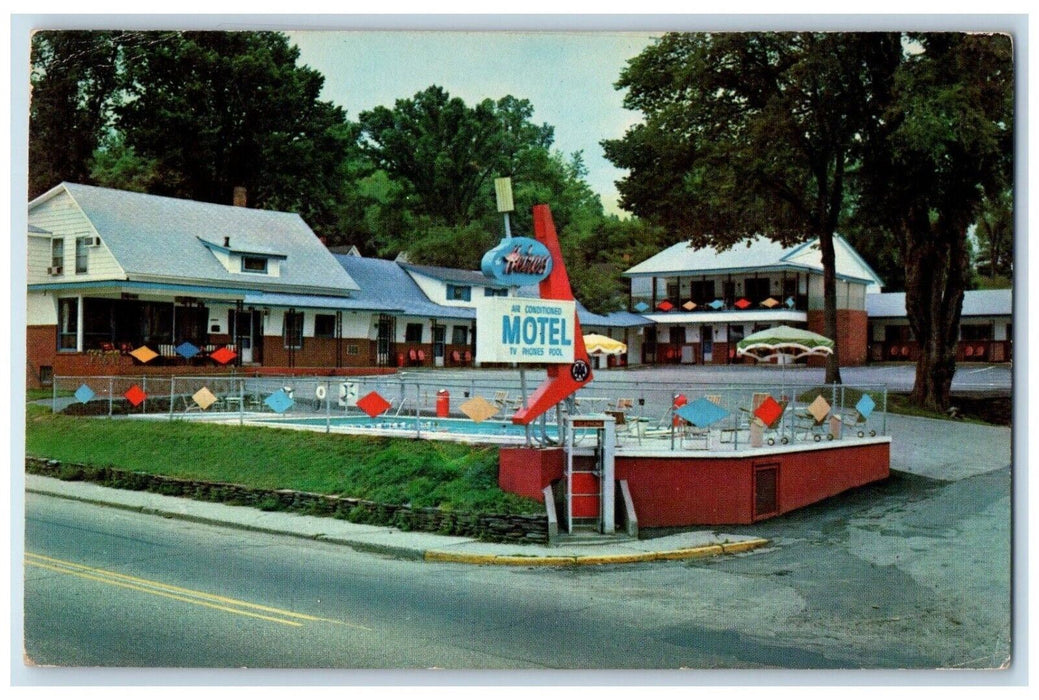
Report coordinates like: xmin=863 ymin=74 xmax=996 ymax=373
xmin=476 ymin=297 xmax=576 ymax=364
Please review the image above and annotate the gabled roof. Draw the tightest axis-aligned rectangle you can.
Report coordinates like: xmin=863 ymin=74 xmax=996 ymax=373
xmin=334 ymin=255 xmax=476 ymax=320
xmin=30 ymin=183 xmax=359 ymax=295
xmin=516 ymin=284 xmax=652 ymax=328
xmin=866 ymin=289 xmax=1013 ymax=319
xmin=399 ymin=262 xmax=510 ymax=289
xmin=623 ymin=234 xmax=884 ymax=286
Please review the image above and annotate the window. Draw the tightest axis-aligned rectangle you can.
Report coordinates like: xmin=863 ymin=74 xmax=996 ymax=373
xmin=961 ymin=324 xmax=993 ymax=341
xmin=691 ymin=280 xmax=715 ymax=302
xmin=58 ymin=298 xmax=78 ymax=350
xmin=452 ymin=326 xmax=469 ymax=345
xmin=75 ymin=237 xmax=89 ymax=274
xmin=283 ymin=311 xmax=303 ymax=349
xmin=484 ymin=287 xmax=507 ymax=297
xmin=744 ymin=277 xmax=771 ymax=301
xmin=669 ymin=327 xmax=687 ymax=344
xmin=241 ymin=256 xmax=268 ymax=274
xmin=51 ymin=238 xmax=64 ymax=271
xmin=405 ymin=323 xmax=424 ymax=342
xmin=314 ymin=314 xmax=336 ymax=339
xmin=446 ymin=284 xmax=471 ymax=301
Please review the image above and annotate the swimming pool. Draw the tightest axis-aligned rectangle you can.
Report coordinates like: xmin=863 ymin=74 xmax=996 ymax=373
xmin=253 ymin=413 xmax=568 ymax=441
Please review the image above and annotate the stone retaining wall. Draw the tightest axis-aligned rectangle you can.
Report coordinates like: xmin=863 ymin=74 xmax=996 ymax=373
xmin=25 ymin=457 xmax=549 ymax=544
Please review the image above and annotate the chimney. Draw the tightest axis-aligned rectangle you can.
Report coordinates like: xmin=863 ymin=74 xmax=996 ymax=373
xmin=233 ymin=186 xmax=247 ymax=207
xmin=224 ymin=236 xmax=230 ymax=248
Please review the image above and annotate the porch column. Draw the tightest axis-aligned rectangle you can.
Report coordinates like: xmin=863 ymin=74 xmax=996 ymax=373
xmin=76 ymin=295 xmax=84 ymax=352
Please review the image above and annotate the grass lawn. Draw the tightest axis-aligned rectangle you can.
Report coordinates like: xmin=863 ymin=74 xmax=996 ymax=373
xmin=24 ymin=405 xmax=542 ymax=514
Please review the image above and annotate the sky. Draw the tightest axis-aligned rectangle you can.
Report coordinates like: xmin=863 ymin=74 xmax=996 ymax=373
xmin=285 ymin=31 xmax=661 ymax=217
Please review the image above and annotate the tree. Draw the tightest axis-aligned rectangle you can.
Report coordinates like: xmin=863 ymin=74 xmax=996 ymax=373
xmin=604 ymin=33 xmax=901 ymax=383
xmin=855 ymin=33 xmax=1013 ymax=411
xmin=29 ymin=31 xmax=122 ymax=198
xmin=973 ymin=188 xmax=1014 ymax=285
xmin=109 ymin=31 xmax=355 ymax=238
xmin=358 ymin=86 xmax=554 ymax=227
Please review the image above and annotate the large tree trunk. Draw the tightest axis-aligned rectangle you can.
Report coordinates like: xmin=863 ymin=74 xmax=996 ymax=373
xmin=818 ymin=230 xmax=842 ymax=384
xmin=903 ymin=212 xmax=968 ymax=412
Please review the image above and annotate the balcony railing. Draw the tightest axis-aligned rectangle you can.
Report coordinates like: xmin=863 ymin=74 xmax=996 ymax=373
xmin=630 ymin=294 xmax=808 ymax=314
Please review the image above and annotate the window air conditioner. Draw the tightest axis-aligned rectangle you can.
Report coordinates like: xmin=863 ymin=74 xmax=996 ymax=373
xmin=47 ymin=266 xmax=63 ymax=275
xmin=86 ymin=236 xmax=102 ymax=247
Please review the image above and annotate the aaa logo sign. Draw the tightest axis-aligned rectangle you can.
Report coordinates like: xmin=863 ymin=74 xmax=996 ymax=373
xmin=476 ymin=297 xmax=576 ymax=364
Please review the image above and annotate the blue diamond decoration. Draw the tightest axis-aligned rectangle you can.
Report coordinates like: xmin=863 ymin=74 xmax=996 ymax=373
xmin=855 ymin=394 xmax=876 ymax=420
xmin=74 ymin=384 xmax=95 ymax=404
xmin=264 ymin=389 xmax=294 ymax=414
xmin=633 ymin=301 xmax=650 ymax=313
xmin=708 ymin=299 xmax=724 ymax=310
xmin=176 ymin=342 xmax=200 ymax=359
xmin=675 ymin=397 xmax=730 ymax=428
xmin=785 ymin=296 xmax=796 ymax=308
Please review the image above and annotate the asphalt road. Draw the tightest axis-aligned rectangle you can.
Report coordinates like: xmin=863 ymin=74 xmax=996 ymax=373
xmin=23 ymin=445 xmax=1011 ymax=674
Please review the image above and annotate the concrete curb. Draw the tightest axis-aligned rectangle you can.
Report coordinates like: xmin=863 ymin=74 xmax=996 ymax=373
xmin=28 ymin=480 xmax=770 ymax=567
xmin=424 ymin=538 xmax=770 ymax=567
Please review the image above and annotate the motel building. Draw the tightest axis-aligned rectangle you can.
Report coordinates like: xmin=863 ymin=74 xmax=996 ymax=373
xmin=622 ymin=236 xmax=884 ymax=366
xmin=865 ymin=288 xmax=1013 ymax=364
xmin=25 ymin=183 xmax=646 ymax=388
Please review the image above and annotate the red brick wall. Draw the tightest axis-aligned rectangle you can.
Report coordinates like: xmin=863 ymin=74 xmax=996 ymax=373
xmin=807 ymin=309 xmax=868 ymax=366
xmin=26 ymin=325 xmax=57 ymax=388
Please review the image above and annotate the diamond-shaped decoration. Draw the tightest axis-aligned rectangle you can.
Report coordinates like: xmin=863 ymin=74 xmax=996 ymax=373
xmin=682 ymin=301 xmax=697 ymax=311
xmin=175 ymin=341 xmax=200 ymax=359
xmin=209 ymin=346 xmax=237 ymax=365
xmin=675 ymin=397 xmax=730 ymax=428
xmin=785 ymin=297 xmax=796 ymax=308
xmin=735 ymin=298 xmax=751 ymax=309
xmin=633 ymin=301 xmax=650 ymax=313
xmin=761 ymin=297 xmax=780 ymax=309
xmin=808 ymin=395 xmax=831 ymax=423
xmin=264 ymin=389 xmax=294 ymax=414
xmin=708 ymin=299 xmax=724 ymax=310
xmin=754 ymin=395 xmax=783 ymax=427
xmin=124 ymin=384 xmax=147 ymax=407
xmin=356 ymin=391 xmax=391 ymax=418
xmin=130 ymin=345 xmax=159 ymax=363
xmin=192 ymin=386 xmax=218 ymax=410
xmin=855 ymin=394 xmax=876 ymax=420
xmin=656 ymin=300 xmax=674 ymax=312
xmin=459 ymin=396 xmax=499 ymax=423
xmin=74 ymin=384 xmax=95 ymax=404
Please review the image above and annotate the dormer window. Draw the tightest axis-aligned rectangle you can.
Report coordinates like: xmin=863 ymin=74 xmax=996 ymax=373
xmin=241 ymin=256 xmax=268 ymax=274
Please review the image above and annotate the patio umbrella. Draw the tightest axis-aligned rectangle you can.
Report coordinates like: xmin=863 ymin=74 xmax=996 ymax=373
xmin=736 ymin=325 xmax=834 ymax=385
xmin=582 ymin=333 xmax=627 ymax=355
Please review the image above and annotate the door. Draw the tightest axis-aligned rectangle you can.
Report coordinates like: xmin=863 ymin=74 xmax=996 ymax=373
xmin=230 ymin=310 xmax=255 ymax=363
xmin=700 ymin=325 xmax=713 ymax=363
xmin=433 ymin=324 xmax=445 ymax=367
xmin=754 ymin=464 xmax=779 ymax=520
xmin=376 ymin=315 xmax=395 ymax=366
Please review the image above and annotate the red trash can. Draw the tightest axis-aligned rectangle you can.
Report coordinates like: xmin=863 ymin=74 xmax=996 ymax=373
xmin=436 ymin=389 xmax=450 ymax=418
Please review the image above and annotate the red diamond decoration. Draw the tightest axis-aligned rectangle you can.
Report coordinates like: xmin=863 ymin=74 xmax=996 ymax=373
xmin=656 ymin=300 xmax=674 ymax=312
xmin=124 ymin=384 xmax=147 ymax=407
xmin=754 ymin=395 xmax=783 ymax=427
xmin=209 ymin=346 xmax=237 ymax=365
xmin=356 ymin=391 xmax=391 ymax=418
xmin=735 ymin=298 xmax=751 ymax=309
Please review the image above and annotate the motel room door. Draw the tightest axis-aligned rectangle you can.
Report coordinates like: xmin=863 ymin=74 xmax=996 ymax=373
xmin=700 ymin=325 xmax=714 ymax=363
xmin=231 ymin=310 xmax=263 ymax=364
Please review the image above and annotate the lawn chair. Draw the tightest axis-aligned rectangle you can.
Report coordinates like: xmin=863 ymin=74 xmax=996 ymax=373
xmin=837 ymin=409 xmax=877 ymax=438
xmin=758 ymin=399 xmax=789 ymax=445
xmin=794 ymin=406 xmax=835 ymax=442
xmin=493 ymin=391 xmax=521 ymax=410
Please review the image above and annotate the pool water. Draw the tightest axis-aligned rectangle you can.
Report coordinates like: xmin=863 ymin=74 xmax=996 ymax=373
xmin=258 ymin=414 xmax=566 ymax=439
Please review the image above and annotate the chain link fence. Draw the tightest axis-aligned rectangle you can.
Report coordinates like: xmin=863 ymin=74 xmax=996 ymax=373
xmin=50 ymin=371 xmax=888 ymax=451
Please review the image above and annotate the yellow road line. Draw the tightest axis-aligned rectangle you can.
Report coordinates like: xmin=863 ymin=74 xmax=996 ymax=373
xmin=26 ymin=552 xmax=372 ymax=631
